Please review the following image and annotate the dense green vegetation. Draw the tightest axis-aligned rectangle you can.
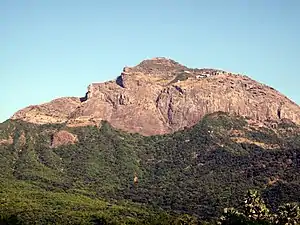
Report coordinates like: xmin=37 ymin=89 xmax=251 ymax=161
xmin=218 ymin=190 xmax=300 ymax=225
xmin=0 ymin=112 xmax=300 ymax=224
xmin=0 ymin=179 xmax=174 ymax=225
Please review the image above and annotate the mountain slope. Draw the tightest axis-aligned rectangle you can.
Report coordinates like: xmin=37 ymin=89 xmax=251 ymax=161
xmin=1 ymin=112 xmax=300 ymax=223
xmin=11 ymin=57 xmax=300 ymax=135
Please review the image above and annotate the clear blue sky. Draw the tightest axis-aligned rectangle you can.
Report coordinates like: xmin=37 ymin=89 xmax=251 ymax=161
xmin=1 ymin=0 xmax=299 ymax=122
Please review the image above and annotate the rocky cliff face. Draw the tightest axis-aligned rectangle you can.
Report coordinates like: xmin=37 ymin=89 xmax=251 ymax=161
xmin=11 ymin=57 xmax=300 ymax=135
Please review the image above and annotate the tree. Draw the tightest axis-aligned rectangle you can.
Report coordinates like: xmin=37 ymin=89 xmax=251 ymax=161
xmin=274 ymin=203 xmax=300 ymax=225
xmin=242 ymin=190 xmax=271 ymax=222
xmin=173 ymin=214 xmax=198 ymax=225
xmin=218 ymin=189 xmax=300 ymax=225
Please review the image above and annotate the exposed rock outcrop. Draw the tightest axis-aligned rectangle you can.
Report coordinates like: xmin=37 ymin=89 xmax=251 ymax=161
xmin=51 ymin=130 xmax=78 ymax=148
xmin=12 ymin=97 xmax=81 ymax=124
xmin=11 ymin=57 xmax=300 ymax=136
xmin=0 ymin=136 xmax=13 ymax=145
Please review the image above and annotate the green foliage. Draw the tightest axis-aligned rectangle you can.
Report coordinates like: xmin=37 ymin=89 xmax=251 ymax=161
xmin=218 ymin=190 xmax=300 ymax=225
xmin=172 ymin=214 xmax=198 ymax=225
xmin=0 ymin=179 xmax=177 ymax=225
xmin=274 ymin=203 xmax=300 ymax=225
xmin=1 ymin=112 xmax=300 ymax=223
xmin=243 ymin=190 xmax=270 ymax=221
xmin=218 ymin=208 xmax=254 ymax=225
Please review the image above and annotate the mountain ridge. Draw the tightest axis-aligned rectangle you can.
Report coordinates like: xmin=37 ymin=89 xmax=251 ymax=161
xmin=11 ymin=57 xmax=300 ymax=136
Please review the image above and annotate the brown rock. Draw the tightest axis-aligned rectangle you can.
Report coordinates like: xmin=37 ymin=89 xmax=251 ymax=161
xmin=51 ymin=130 xmax=78 ymax=148
xmin=11 ymin=57 xmax=300 ymax=136
xmin=11 ymin=97 xmax=81 ymax=124
xmin=18 ymin=131 xmax=26 ymax=146
xmin=0 ymin=136 xmax=13 ymax=145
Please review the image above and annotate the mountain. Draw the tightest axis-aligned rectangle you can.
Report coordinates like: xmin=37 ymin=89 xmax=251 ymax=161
xmin=11 ymin=57 xmax=300 ymax=136
xmin=2 ymin=58 xmax=300 ymax=224
xmin=1 ymin=112 xmax=300 ymax=224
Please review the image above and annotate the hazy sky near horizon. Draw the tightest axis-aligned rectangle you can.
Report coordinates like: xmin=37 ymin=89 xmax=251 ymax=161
xmin=1 ymin=0 xmax=300 ymax=122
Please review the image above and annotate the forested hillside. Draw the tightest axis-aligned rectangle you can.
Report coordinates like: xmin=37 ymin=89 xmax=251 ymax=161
xmin=1 ymin=112 xmax=300 ymax=224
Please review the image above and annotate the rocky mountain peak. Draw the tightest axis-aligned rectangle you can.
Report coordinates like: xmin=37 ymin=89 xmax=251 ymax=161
xmin=121 ymin=57 xmax=187 ymax=78
xmin=11 ymin=58 xmax=300 ymax=136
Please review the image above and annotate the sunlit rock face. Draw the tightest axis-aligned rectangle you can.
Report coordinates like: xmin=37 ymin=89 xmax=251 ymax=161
xmin=11 ymin=57 xmax=300 ymax=136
